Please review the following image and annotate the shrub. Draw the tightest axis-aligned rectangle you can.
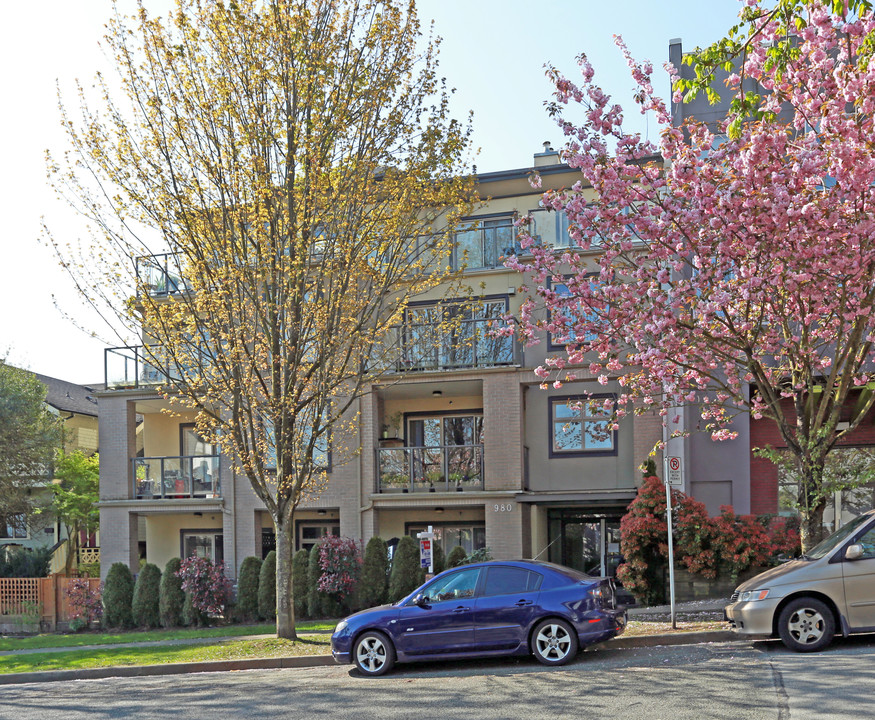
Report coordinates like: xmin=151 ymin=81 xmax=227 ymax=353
xmin=258 ymin=550 xmax=277 ymax=621
xmin=293 ymin=549 xmax=310 ymax=619
xmin=359 ymin=537 xmax=389 ymax=609
xmin=183 ymin=592 xmax=208 ymax=627
xmin=65 ymin=578 xmax=103 ymax=628
xmin=432 ymin=541 xmax=445 ymax=575
xmin=307 ymin=542 xmax=323 ymax=617
xmin=388 ymin=536 xmax=422 ymax=602
xmin=236 ymin=556 xmax=262 ymax=622
xmin=0 ymin=546 xmax=52 ymax=578
xmin=446 ymin=545 xmax=467 ymax=569
xmin=464 ymin=547 xmax=493 ymax=565
xmin=78 ymin=562 xmax=100 ymax=578
xmin=177 ymin=556 xmax=232 ymax=618
xmin=103 ymin=562 xmax=135 ymax=629
xmin=132 ymin=562 xmax=162 ymax=628
xmin=617 ymin=476 xmax=804 ymax=605
xmin=159 ymin=557 xmax=185 ymax=627
xmin=318 ymin=536 xmax=362 ymax=613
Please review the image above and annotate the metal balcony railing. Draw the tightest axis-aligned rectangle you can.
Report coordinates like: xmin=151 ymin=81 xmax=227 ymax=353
xmin=376 ymin=444 xmax=483 ymax=493
xmin=104 ymin=346 xmax=180 ymax=389
xmin=391 ymin=318 xmax=521 ymax=373
xmin=136 ymin=253 xmax=190 ymax=297
xmin=133 ymin=455 xmax=221 ymax=500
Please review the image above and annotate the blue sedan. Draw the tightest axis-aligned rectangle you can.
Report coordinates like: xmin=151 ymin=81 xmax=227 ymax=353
xmin=331 ymin=559 xmax=627 ymax=676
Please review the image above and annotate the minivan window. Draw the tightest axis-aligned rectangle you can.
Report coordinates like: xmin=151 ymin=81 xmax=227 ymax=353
xmin=806 ymin=513 xmax=873 ymax=560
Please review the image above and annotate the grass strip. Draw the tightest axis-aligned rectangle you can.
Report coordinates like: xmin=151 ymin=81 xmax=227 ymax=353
xmin=0 ymin=635 xmax=333 ymax=674
xmin=0 ymin=621 xmax=337 ymax=652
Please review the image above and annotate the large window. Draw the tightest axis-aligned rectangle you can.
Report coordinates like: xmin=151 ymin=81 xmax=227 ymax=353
xmin=296 ymin=521 xmax=340 ymax=553
xmin=180 ymin=424 xmax=216 ymax=457
xmin=181 ymin=530 xmax=224 ymax=563
xmin=548 ymin=276 xmax=605 ymax=348
xmin=454 ymin=217 xmax=519 ymax=270
xmin=550 ymin=395 xmax=616 ymax=456
xmin=407 ymin=523 xmax=486 ymax=556
xmin=1 ymin=514 xmax=28 ymax=539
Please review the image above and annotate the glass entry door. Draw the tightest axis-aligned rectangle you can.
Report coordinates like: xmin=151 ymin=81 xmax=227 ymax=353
xmin=547 ymin=509 xmax=623 ymax=577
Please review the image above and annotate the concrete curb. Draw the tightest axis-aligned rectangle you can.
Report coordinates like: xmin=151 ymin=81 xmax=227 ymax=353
xmin=0 ymin=630 xmax=742 ymax=685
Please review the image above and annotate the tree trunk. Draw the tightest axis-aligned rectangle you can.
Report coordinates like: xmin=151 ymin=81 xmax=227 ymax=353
xmin=65 ymin=526 xmax=80 ymax=577
xmin=798 ymin=461 xmax=827 ymax=553
xmin=799 ymin=503 xmax=826 ymax=553
xmin=275 ymin=517 xmax=298 ymax=640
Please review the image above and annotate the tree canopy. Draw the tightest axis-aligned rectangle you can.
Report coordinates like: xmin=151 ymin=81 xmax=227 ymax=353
xmin=510 ymin=0 xmax=875 ymax=549
xmin=49 ymin=450 xmax=100 ymax=575
xmin=0 ymin=361 xmax=62 ymax=525
xmin=48 ymin=0 xmax=475 ymax=637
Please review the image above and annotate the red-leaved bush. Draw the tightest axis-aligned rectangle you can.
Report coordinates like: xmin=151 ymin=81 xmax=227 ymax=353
xmin=66 ymin=578 xmax=103 ymax=625
xmin=176 ymin=555 xmax=232 ymax=615
xmin=317 ymin=535 xmax=362 ymax=603
xmin=617 ymin=477 xmax=801 ymax=604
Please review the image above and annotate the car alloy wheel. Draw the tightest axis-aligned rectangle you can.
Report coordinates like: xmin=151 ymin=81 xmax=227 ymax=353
xmin=532 ymin=618 xmax=578 ymax=666
xmin=777 ymin=597 xmax=835 ymax=653
xmin=353 ymin=631 xmax=395 ymax=676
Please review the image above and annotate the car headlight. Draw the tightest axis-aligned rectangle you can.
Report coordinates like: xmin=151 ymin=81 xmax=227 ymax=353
xmin=334 ymin=620 xmax=348 ymax=634
xmin=740 ymin=589 xmax=770 ymax=602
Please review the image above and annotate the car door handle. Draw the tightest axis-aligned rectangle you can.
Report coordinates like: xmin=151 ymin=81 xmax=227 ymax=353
xmin=452 ymin=606 xmax=469 ymax=613
xmin=515 ymin=600 xmax=533 ymax=607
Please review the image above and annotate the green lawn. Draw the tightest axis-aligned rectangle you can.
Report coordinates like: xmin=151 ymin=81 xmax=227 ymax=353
xmin=0 ymin=621 xmax=337 ymax=652
xmin=0 ymin=635 xmax=333 ymax=674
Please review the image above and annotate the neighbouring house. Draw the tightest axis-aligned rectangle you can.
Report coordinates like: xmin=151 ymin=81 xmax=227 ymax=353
xmin=1 ymin=371 xmax=101 ymax=569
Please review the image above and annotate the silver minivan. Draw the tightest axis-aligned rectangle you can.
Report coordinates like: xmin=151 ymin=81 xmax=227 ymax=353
xmin=725 ymin=509 xmax=875 ymax=651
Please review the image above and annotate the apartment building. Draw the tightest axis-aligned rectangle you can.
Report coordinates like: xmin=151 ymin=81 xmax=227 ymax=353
xmin=98 ymin=145 xmax=756 ymax=582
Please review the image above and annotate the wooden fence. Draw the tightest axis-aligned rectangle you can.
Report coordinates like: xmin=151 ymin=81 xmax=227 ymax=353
xmin=0 ymin=575 xmax=101 ymax=631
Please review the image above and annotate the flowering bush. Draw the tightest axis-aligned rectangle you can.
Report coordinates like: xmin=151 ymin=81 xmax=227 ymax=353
xmin=176 ymin=555 xmax=232 ymax=616
xmin=317 ymin=535 xmax=362 ymax=603
xmin=617 ymin=477 xmax=802 ymax=604
xmin=66 ymin=578 xmax=103 ymax=628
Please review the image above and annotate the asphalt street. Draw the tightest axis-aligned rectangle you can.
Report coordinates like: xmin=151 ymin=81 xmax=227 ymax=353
xmin=0 ymin=636 xmax=872 ymax=720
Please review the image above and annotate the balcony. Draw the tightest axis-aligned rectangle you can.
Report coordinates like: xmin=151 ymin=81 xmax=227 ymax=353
xmin=133 ymin=456 xmax=221 ymax=500
xmin=391 ymin=318 xmax=521 ymax=373
xmin=105 ymin=346 xmax=175 ymax=389
xmin=376 ymin=444 xmax=483 ymax=493
xmin=136 ymin=253 xmax=189 ymax=297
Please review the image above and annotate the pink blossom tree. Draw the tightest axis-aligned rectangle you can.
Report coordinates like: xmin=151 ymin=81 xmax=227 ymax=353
xmin=508 ymin=0 xmax=875 ymax=549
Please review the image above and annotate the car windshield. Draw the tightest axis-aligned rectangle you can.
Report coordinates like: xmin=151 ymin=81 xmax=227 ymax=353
xmin=805 ymin=513 xmax=873 ymax=560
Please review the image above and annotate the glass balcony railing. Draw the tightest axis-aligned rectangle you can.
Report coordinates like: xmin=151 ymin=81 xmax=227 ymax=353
xmin=377 ymin=444 xmax=483 ymax=493
xmin=136 ymin=253 xmax=190 ymax=297
xmin=105 ymin=346 xmax=180 ymax=389
xmin=133 ymin=455 xmax=221 ymax=499
xmin=390 ymin=318 xmax=520 ymax=372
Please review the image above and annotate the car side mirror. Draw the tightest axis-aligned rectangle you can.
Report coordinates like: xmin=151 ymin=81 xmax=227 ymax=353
xmin=845 ymin=544 xmax=864 ymax=561
xmin=413 ymin=594 xmax=431 ymax=608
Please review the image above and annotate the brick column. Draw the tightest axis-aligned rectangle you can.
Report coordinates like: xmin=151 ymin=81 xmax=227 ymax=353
xmin=482 ymin=374 xmax=523 ymax=491
xmin=99 ymin=507 xmax=139 ymax=578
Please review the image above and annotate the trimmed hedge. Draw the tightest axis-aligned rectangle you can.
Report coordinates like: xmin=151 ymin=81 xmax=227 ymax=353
xmin=388 ymin=536 xmax=421 ymax=602
xmin=258 ymin=550 xmax=277 ymax=621
xmin=159 ymin=557 xmax=185 ymax=628
xmin=359 ymin=536 xmax=389 ymax=609
xmin=446 ymin=545 xmax=467 ymax=569
xmin=293 ymin=549 xmax=310 ymax=619
xmin=132 ymin=562 xmax=161 ymax=628
xmin=103 ymin=562 xmax=135 ymax=629
xmin=236 ymin=556 xmax=262 ymax=622
xmin=307 ymin=543 xmax=323 ymax=617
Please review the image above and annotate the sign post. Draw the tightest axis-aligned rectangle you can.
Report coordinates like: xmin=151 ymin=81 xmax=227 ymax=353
xmin=417 ymin=525 xmax=434 ymax=577
xmin=664 ymin=456 xmax=683 ymax=630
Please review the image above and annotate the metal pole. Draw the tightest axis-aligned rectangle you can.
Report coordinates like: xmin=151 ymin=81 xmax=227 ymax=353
xmin=427 ymin=525 xmax=434 ymax=576
xmin=665 ymin=478 xmax=677 ymax=630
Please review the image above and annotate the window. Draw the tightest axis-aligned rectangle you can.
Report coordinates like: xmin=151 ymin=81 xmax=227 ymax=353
xmin=548 ymin=276 xmax=604 ymax=348
xmin=181 ymin=530 xmax=223 ymax=563
xmin=454 ymin=217 xmax=518 ymax=269
xmin=297 ymin=521 xmax=340 ymax=553
xmin=482 ymin=567 xmax=542 ymax=597
xmin=407 ymin=523 xmax=486 ymax=556
xmin=180 ymin=424 xmax=216 ymax=457
xmin=550 ymin=395 xmax=616 ymax=456
xmin=1 ymin=514 xmax=28 ymax=539
xmin=855 ymin=526 xmax=875 ymax=559
xmin=418 ymin=568 xmax=481 ymax=604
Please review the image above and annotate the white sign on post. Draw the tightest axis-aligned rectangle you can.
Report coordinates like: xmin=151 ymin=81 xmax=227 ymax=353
xmin=666 ymin=456 xmax=683 ymax=486
xmin=417 ymin=525 xmax=434 ymax=574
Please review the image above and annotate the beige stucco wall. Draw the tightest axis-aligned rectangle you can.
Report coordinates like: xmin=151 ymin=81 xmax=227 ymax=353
xmin=144 ymin=512 xmax=224 ymax=567
xmin=142 ymin=410 xmax=198 ymax=457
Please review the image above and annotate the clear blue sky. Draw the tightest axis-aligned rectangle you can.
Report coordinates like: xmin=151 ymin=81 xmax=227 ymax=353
xmin=0 ymin=0 xmax=745 ymax=384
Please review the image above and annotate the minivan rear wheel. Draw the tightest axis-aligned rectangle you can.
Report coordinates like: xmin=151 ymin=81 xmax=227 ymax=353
xmin=777 ymin=597 xmax=835 ymax=652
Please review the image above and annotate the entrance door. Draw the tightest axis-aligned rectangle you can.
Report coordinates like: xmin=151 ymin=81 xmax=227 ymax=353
xmin=547 ymin=509 xmax=623 ymax=577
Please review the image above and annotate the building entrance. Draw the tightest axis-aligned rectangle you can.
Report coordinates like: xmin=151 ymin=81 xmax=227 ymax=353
xmin=547 ymin=508 xmax=624 ymax=577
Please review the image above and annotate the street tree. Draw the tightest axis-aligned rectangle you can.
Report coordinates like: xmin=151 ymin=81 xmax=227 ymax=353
xmin=0 ymin=361 xmax=62 ymax=528
xmin=48 ymin=0 xmax=475 ymax=638
xmin=49 ymin=450 xmax=100 ymax=576
xmin=509 ymin=0 xmax=875 ymax=550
